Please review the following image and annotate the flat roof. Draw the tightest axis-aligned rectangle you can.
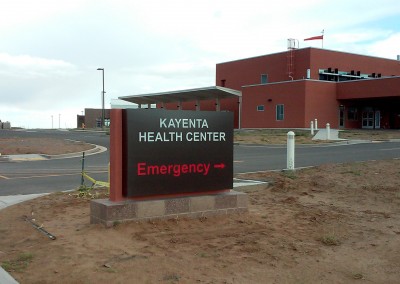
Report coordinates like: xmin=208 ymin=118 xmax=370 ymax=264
xmin=119 ymin=86 xmax=241 ymax=105
xmin=216 ymin=47 xmax=400 ymax=66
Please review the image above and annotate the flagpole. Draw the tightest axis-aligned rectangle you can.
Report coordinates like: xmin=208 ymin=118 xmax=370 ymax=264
xmin=321 ymin=29 xmax=324 ymax=49
xmin=303 ymin=31 xmax=325 ymax=47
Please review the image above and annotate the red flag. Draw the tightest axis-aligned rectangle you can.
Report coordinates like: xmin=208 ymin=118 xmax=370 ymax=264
xmin=304 ymin=35 xmax=324 ymax=41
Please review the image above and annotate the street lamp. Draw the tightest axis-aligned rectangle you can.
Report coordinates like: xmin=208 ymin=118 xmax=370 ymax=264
xmin=97 ymin=68 xmax=105 ymax=130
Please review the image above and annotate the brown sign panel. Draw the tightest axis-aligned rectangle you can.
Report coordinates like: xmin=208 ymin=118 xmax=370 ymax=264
xmin=122 ymin=109 xmax=233 ymax=197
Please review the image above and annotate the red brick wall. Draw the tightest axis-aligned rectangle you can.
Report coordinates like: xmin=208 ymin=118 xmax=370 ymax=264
xmin=216 ymin=48 xmax=400 ymax=90
xmin=241 ymin=81 xmax=306 ymax=128
xmin=309 ymin=49 xmax=400 ymax=79
xmin=304 ymin=80 xmax=339 ymax=128
xmin=241 ymin=80 xmax=340 ymax=129
xmin=216 ymin=51 xmax=292 ymax=89
xmin=337 ymin=77 xmax=400 ymax=99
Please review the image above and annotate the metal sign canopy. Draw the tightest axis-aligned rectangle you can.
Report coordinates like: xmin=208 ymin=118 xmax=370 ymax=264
xmin=119 ymin=86 xmax=242 ymax=105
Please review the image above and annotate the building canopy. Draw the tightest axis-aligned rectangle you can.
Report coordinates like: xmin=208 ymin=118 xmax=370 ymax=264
xmin=119 ymin=86 xmax=241 ymax=105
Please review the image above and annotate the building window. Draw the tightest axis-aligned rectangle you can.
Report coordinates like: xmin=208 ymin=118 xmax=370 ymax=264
xmin=220 ymin=79 xmax=226 ymax=87
xmin=276 ymin=104 xmax=284 ymax=120
xmin=347 ymin=107 xmax=358 ymax=120
xmin=261 ymin=74 xmax=268 ymax=84
xmin=257 ymin=105 xmax=265 ymax=111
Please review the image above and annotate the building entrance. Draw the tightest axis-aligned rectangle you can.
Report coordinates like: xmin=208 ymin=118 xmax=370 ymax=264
xmin=362 ymin=108 xmax=380 ymax=129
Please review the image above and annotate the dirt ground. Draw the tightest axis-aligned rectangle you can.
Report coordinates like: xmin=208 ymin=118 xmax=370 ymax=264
xmin=1 ymin=130 xmax=400 ymax=283
xmin=0 ymin=137 xmax=94 ymax=155
xmin=339 ymin=129 xmax=400 ymax=141
xmin=1 ymin=159 xmax=400 ymax=283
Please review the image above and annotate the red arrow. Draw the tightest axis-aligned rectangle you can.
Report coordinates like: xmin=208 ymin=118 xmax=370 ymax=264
xmin=214 ymin=163 xmax=225 ymax=169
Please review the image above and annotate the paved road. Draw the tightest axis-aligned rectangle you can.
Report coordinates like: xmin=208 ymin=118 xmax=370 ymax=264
xmin=1 ymin=129 xmax=400 ymax=195
xmin=0 ymin=129 xmax=109 ymax=195
xmin=234 ymin=141 xmax=400 ymax=173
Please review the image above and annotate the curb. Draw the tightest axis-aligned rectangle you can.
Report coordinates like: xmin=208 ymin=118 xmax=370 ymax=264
xmin=0 ymin=266 xmax=18 ymax=284
xmin=2 ymin=144 xmax=107 ymax=162
xmin=42 ymin=144 xmax=107 ymax=160
xmin=0 ymin=193 xmax=49 ymax=210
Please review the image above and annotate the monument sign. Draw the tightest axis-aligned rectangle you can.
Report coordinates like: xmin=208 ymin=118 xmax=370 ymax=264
xmin=122 ymin=109 xmax=233 ymax=197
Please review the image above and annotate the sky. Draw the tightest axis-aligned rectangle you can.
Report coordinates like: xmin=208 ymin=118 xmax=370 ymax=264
xmin=1 ymin=0 xmax=399 ymax=129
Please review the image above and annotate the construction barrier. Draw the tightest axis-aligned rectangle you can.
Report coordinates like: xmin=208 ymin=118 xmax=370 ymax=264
xmin=80 ymin=152 xmax=110 ymax=189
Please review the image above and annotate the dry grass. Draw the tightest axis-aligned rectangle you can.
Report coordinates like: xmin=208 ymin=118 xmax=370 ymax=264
xmin=234 ymin=129 xmax=400 ymax=145
xmin=339 ymin=129 xmax=400 ymax=140
xmin=234 ymin=129 xmax=317 ymax=144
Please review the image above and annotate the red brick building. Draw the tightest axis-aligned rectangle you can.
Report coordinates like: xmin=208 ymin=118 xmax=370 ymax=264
xmin=120 ymin=47 xmax=400 ymax=129
xmin=77 ymin=108 xmax=111 ymax=129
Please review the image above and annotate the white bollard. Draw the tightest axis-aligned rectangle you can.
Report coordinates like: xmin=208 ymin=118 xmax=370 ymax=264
xmin=287 ymin=131 xmax=295 ymax=170
xmin=314 ymin=119 xmax=318 ymax=131
xmin=326 ymin=123 xmax=330 ymax=140
xmin=310 ymin=121 xmax=314 ymax=135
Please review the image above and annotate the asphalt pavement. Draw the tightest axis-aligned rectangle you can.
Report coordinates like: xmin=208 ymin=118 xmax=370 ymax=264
xmin=0 ymin=126 xmax=390 ymax=209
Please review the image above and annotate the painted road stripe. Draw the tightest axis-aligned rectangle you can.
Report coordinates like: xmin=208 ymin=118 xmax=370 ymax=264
xmin=0 ymin=175 xmax=9 ymax=180
xmin=2 ymin=171 xmax=108 ymax=180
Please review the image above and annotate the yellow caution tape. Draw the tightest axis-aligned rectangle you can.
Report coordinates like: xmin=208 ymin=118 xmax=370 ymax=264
xmin=82 ymin=172 xmax=109 ymax=188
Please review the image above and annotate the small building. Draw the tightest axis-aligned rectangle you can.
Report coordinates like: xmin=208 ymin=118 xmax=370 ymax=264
xmin=77 ymin=108 xmax=111 ymax=129
xmin=0 ymin=120 xmax=11 ymax=129
xmin=120 ymin=47 xmax=400 ymax=129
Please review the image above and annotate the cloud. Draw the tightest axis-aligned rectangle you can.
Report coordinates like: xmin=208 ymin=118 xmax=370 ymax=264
xmin=0 ymin=0 xmax=84 ymax=31
xmin=0 ymin=53 xmax=77 ymax=78
xmin=0 ymin=0 xmax=399 ymax=128
xmin=0 ymin=53 xmax=92 ymax=118
xmin=367 ymin=33 xmax=400 ymax=59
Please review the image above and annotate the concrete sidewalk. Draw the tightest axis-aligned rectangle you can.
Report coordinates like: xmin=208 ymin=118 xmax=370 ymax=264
xmin=0 ymin=267 xmax=18 ymax=284
xmin=0 ymin=193 xmax=48 ymax=210
xmin=312 ymin=128 xmax=346 ymax=141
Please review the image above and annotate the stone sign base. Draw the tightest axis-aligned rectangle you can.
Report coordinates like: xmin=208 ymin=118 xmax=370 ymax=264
xmin=90 ymin=190 xmax=248 ymax=227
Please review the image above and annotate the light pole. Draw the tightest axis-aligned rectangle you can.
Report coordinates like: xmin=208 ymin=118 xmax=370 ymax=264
xmin=51 ymin=115 xmax=53 ymax=129
xmin=97 ymin=68 xmax=105 ymax=130
xmin=58 ymin=114 xmax=61 ymax=129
